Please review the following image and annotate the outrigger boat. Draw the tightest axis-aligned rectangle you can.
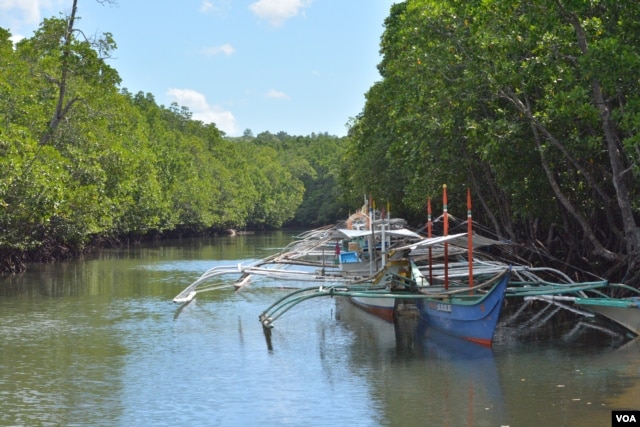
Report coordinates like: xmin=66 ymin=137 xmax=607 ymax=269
xmin=257 ymin=189 xmax=512 ymax=346
xmin=173 ymin=188 xmax=640 ymax=346
xmin=414 ymin=269 xmax=510 ymax=346
xmin=257 ymin=254 xmax=511 ymax=346
xmin=173 ymin=199 xmax=424 ymax=304
xmin=172 ymin=195 xmax=512 ymax=345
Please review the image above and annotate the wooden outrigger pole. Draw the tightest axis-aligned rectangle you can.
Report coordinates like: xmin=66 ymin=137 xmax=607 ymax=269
xmin=467 ymin=188 xmax=474 ymax=291
xmin=443 ymin=184 xmax=449 ymax=290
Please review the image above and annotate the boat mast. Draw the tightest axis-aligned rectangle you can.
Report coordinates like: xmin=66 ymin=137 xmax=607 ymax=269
xmin=467 ymin=188 xmax=474 ymax=290
xmin=381 ymin=201 xmax=386 ymax=268
xmin=427 ymin=198 xmax=433 ymax=285
xmin=368 ymin=195 xmax=375 ymax=276
xmin=443 ymin=184 xmax=449 ymax=290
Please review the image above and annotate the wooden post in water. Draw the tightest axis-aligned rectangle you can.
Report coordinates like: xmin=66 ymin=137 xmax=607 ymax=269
xmin=467 ymin=188 xmax=474 ymax=290
xmin=443 ymin=184 xmax=449 ymax=290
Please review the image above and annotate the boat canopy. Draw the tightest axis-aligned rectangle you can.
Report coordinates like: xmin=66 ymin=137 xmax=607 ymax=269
xmin=327 ymin=228 xmax=423 ymax=240
xmin=394 ymin=232 xmax=505 ymax=251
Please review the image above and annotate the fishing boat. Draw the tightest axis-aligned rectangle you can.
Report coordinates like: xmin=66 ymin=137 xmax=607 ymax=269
xmin=574 ymin=297 xmax=640 ymax=335
xmin=174 ymin=186 xmax=638 ymax=347
xmin=414 ymin=269 xmax=510 ymax=346
xmin=409 ymin=187 xmax=640 ymax=339
xmin=395 ymin=186 xmax=509 ymax=345
xmin=346 ymin=259 xmax=404 ymax=322
xmin=262 ymin=188 xmax=511 ymax=347
xmin=173 ymin=200 xmax=423 ymax=304
xmin=257 ymin=255 xmax=510 ymax=346
xmin=254 ymin=231 xmax=511 ymax=346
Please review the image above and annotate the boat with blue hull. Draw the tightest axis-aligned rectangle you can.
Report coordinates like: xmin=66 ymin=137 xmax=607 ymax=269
xmin=174 ymin=186 xmax=639 ymax=344
xmin=415 ymin=269 xmax=510 ymax=346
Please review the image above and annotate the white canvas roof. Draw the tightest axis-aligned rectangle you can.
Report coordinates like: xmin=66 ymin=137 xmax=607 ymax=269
xmin=395 ymin=232 xmax=505 ymax=251
xmin=328 ymin=228 xmax=423 ymax=241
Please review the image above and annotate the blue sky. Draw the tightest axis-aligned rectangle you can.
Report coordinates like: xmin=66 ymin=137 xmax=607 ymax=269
xmin=1 ymin=0 xmax=396 ymax=137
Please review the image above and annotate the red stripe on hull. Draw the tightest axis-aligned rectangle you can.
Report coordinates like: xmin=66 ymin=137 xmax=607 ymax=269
xmin=348 ymin=298 xmax=395 ymax=323
xmin=461 ymin=336 xmax=493 ymax=347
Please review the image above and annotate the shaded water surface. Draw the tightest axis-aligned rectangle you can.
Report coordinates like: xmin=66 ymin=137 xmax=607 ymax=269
xmin=1 ymin=232 xmax=639 ymax=426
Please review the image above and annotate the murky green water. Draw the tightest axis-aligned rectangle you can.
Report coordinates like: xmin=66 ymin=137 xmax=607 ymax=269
xmin=1 ymin=232 xmax=638 ymax=426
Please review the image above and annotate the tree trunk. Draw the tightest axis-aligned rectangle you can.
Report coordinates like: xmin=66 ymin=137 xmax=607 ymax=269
xmin=566 ymin=10 xmax=640 ymax=270
xmin=499 ymin=88 xmax=619 ymax=261
xmin=40 ymin=0 xmax=79 ymax=146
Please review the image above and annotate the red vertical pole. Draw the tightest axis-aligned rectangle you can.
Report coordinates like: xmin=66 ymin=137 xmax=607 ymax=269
xmin=467 ymin=188 xmax=474 ymax=289
xmin=443 ymin=184 xmax=449 ymax=290
xmin=427 ymin=198 xmax=433 ymax=285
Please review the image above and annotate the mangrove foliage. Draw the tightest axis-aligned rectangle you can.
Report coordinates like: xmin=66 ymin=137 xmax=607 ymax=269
xmin=345 ymin=0 xmax=640 ymax=285
xmin=0 ymin=1 xmax=350 ymax=271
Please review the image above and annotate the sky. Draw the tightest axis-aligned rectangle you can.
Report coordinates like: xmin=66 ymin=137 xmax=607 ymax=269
xmin=0 ymin=0 xmax=396 ymax=137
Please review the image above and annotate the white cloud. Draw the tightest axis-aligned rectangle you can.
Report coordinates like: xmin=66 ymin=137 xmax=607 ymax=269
xmin=193 ymin=109 xmax=237 ymax=135
xmin=0 ymin=0 xmax=61 ymax=39
xmin=9 ymin=34 xmax=24 ymax=45
xmin=167 ymin=88 xmax=209 ymax=111
xmin=201 ymin=43 xmax=235 ymax=57
xmin=199 ymin=1 xmax=214 ymax=13
xmin=166 ymin=88 xmax=238 ymax=135
xmin=0 ymin=0 xmax=47 ymax=25
xmin=249 ymin=0 xmax=312 ymax=27
xmin=266 ymin=89 xmax=290 ymax=100
xmin=199 ymin=0 xmax=230 ymax=15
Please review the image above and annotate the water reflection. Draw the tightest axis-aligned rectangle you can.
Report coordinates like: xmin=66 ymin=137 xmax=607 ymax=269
xmin=0 ymin=295 xmax=127 ymax=426
xmin=332 ymin=298 xmax=509 ymax=427
xmin=497 ymin=296 xmax=633 ymax=349
xmin=330 ymin=296 xmax=640 ymax=427
xmin=599 ymin=337 xmax=640 ymax=411
xmin=1 ymin=233 xmax=639 ymax=427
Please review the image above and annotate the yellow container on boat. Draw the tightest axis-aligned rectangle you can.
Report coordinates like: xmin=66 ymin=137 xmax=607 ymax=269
xmin=348 ymin=242 xmax=359 ymax=252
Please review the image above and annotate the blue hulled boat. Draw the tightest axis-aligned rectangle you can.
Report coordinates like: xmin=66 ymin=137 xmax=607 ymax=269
xmin=414 ymin=269 xmax=510 ymax=346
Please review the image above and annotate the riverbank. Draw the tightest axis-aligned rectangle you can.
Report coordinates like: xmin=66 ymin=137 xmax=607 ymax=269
xmin=0 ymin=225 xmax=270 ymax=275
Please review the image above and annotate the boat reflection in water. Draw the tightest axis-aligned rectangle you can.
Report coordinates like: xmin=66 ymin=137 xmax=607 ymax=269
xmin=333 ymin=298 xmax=509 ymax=427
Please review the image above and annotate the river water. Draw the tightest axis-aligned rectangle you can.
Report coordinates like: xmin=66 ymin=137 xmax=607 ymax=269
xmin=0 ymin=231 xmax=638 ymax=427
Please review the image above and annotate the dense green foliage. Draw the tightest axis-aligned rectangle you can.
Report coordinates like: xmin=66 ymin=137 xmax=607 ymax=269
xmin=345 ymin=0 xmax=640 ymax=284
xmin=3 ymin=0 xmax=640 ymax=287
xmin=243 ymin=131 xmax=352 ymax=227
xmin=0 ymin=7 xmax=348 ymax=271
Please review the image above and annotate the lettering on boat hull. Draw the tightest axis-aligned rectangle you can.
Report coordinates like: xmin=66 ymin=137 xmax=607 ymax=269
xmin=427 ymin=302 xmax=452 ymax=313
